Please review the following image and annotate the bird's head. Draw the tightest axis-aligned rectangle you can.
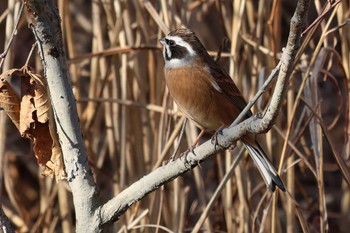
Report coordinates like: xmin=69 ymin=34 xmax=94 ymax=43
xmin=160 ymin=28 xmax=207 ymax=69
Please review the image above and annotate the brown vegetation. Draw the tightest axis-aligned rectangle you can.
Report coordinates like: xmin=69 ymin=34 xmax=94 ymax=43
xmin=0 ymin=0 xmax=349 ymax=232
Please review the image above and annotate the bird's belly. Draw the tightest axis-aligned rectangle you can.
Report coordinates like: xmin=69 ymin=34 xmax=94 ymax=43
xmin=177 ymin=96 xmax=221 ymax=131
xmin=165 ymin=68 xmax=231 ymax=131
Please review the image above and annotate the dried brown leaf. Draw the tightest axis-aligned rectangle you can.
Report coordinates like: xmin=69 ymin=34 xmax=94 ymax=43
xmin=25 ymin=68 xmax=50 ymax=123
xmin=0 ymin=69 xmax=21 ymax=129
xmin=32 ymin=122 xmax=53 ymax=165
xmin=2 ymin=66 xmax=64 ymax=181
xmin=19 ymin=74 xmax=36 ymax=137
xmin=20 ymin=67 xmax=64 ymax=180
xmin=43 ymin=145 xmax=66 ymax=181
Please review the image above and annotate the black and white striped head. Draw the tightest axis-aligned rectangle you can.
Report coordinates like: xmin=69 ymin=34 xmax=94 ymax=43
xmin=160 ymin=28 xmax=207 ymax=69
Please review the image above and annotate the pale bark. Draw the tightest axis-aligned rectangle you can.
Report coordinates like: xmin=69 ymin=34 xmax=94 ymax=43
xmin=24 ymin=0 xmax=99 ymax=232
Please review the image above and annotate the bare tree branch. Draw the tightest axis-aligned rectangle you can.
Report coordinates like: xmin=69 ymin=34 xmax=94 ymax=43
xmin=24 ymin=0 xmax=99 ymax=231
xmin=248 ymin=0 xmax=311 ymax=133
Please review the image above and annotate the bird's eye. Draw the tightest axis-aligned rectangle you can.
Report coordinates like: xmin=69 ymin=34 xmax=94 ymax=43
xmin=166 ymin=39 xmax=176 ymax=47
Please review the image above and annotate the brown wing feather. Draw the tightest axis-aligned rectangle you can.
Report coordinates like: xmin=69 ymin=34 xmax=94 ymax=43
xmin=205 ymin=58 xmax=253 ymax=119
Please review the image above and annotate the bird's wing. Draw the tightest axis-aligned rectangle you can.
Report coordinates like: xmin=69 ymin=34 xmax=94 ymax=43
xmin=207 ymin=60 xmax=253 ymax=119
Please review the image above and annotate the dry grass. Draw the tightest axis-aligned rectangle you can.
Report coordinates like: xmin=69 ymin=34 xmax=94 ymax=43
xmin=0 ymin=0 xmax=349 ymax=232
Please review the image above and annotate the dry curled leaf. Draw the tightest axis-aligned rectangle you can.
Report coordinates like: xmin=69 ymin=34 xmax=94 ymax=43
xmin=32 ymin=121 xmax=53 ymax=164
xmin=0 ymin=66 xmax=65 ymax=181
xmin=43 ymin=145 xmax=66 ymax=181
xmin=25 ymin=67 xmax=50 ymax=123
xmin=20 ymin=74 xmax=36 ymax=137
xmin=0 ymin=69 xmax=21 ymax=129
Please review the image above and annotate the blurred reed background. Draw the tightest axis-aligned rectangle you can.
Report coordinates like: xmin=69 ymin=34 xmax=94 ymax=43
xmin=0 ymin=0 xmax=349 ymax=232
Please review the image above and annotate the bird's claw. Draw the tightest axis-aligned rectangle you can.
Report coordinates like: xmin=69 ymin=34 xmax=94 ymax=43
xmin=228 ymin=141 xmax=237 ymax=150
xmin=179 ymin=145 xmax=203 ymax=168
xmin=170 ymin=153 xmax=178 ymax=162
xmin=254 ymin=112 xmax=263 ymax=119
xmin=180 ymin=144 xmax=196 ymax=162
xmin=211 ymin=128 xmax=225 ymax=150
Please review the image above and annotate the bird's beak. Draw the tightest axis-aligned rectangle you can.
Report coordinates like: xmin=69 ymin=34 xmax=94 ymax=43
xmin=159 ymin=38 xmax=165 ymax=45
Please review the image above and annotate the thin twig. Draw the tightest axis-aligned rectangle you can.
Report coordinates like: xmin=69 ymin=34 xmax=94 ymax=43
xmin=301 ymin=0 xmax=342 ymax=37
xmin=170 ymin=118 xmax=187 ymax=161
xmin=230 ymin=61 xmax=281 ymax=127
xmin=24 ymin=43 xmax=37 ymax=66
xmin=0 ymin=2 xmax=24 ymax=69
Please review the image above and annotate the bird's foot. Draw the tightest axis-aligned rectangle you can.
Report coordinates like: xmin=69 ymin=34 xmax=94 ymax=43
xmin=179 ymin=145 xmax=203 ymax=168
xmin=170 ymin=152 xmax=179 ymax=162
xmin=211 ymin=128 xmax=226 ymax=150
xmin=228 ymin=141 xmax=237 ymax=150
xmin=180 ymin=144 xmax=196 ymax=160
xmin=170 ymin=143 xmax=196 ymax=163
xmin=254 ymin=112 xmax=263 ymax=119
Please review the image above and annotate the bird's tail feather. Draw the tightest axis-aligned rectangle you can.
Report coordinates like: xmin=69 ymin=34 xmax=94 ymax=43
xmin=244 ymin=142 xmax=285 ymax=192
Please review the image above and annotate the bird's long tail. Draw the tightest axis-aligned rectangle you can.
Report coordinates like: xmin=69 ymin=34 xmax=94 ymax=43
xmin=244 ymin=142 xmax=285 ymax=192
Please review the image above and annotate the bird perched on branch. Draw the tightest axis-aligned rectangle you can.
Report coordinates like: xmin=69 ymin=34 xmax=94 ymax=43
xmin=159 ymin=28 xmax=285 ymax=192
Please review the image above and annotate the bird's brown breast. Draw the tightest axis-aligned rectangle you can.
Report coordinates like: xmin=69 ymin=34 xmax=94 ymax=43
xmin=165 ymin=64 xmax=243 ymax=132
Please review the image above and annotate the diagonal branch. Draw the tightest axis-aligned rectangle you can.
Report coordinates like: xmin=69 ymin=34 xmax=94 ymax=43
xmin=248 ymin=0 xmax=311 ymax=133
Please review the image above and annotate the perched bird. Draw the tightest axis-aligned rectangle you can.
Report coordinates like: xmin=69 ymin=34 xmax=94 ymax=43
xmin=159 ymin=28 xmax=285 ymax=192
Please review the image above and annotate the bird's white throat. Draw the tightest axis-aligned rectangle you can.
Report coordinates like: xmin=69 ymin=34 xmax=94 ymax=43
xmin=164 ymin=56 xmax=195 ymax=69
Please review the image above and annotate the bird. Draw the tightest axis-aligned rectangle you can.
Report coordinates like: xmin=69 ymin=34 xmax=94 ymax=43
xmin=159 ymin=28 xmax=285 ymax=192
